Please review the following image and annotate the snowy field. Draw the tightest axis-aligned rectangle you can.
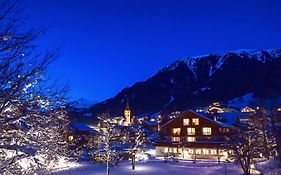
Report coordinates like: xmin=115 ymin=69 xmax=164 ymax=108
xmin=49 ymin=160 xmax=244 ymax=175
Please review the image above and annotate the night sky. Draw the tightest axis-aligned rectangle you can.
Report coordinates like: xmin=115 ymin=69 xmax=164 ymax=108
xmin=26 ymin=0 xmax=281 ymax=102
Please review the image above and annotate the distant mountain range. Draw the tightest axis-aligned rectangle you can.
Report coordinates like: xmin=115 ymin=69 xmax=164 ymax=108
xmin=78 ymin=48 xmax=281 ymax=123
xmin=70 ymin=98 xmax=97 ymax=109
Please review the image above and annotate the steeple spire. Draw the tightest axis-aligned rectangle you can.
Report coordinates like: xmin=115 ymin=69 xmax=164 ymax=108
xmin=124 ymin=98 xmax=131 ymax=126
xmin=125 ymin=98 xmax=130 ymax=110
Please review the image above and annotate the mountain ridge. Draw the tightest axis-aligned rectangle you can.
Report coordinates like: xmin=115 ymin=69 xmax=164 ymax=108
xmin=79 ymin=48 xmax=281 ymax=123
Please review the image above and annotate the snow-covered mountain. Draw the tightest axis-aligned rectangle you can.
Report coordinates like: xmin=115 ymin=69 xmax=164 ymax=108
xmin=81 ymin=48 xmax=281 ymax=120
xmin=71 ymin=98 xmax=97 ymax=109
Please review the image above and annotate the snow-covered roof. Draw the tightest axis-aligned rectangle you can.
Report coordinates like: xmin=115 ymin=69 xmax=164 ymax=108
xmin=215 ymin=112 xmax=243 ymax=125
xmin=193 ymin=111 xmax=234 ymax=127
xmin=161 ymin=110 xmax=236 ymax=128
xmin=134 ymin=115 xmax=147 ymax=119
xmin=143 ymin=120 xmax=158 ymax=126
xmin=70 ymin=123 xmax=93 ymax=131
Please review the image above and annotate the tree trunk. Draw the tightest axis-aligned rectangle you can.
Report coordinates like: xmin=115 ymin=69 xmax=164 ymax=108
xmin=131 ymin=154 xmax=135 ymax=170
xmin=106 ymin=152 xmax=110 ymax=175
xmin=217 ymin=148 xmax=220 ymax=164
xmin=106 ymin=159 xmax=109 ymax=175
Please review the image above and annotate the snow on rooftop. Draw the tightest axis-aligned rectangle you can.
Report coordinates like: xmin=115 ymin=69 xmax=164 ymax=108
xmin=70 ymin=123 xmax=93 ymax=131
xmin=143 ymin=120 xmax=158 ymax=126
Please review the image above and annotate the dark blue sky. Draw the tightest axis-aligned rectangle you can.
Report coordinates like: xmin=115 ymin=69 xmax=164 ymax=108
xmin=26 ymin=0 xmax=281 ymax=102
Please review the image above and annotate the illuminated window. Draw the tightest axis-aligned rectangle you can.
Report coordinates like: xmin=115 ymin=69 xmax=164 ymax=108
xmin=172 ymin=136 xmax=180 ymax=142
xmin=183 ymin=118 xmax=189 ymax=126
xmin=196 ymin=149 xmax=201 ymax=155
xmin=169 ymin=148 xmax=173 ymax=153
xmin=187 ymin=127 xmax=195 ymax=135
xmin=178 ymin=148 xmax=182 ymax=153
xmin=172 ymin=128 xmax=181 ymax=135
xmin=192 ymin=118 xmax=199 ymax=125
xmin=210 ymin=149 xmax=217 ymax=155
xmin=164 ymin=147 xmax=168 ymax=153
xmin=187 ymin=137 xmax=195 ymax=142
xmin=202 ymin=149 xmax=209 ymax=155
xmin=173 ymin=148 xmax=178 ymax=153
xmin=202 ymin=127 xmax=212 ymax=135
xmin=189 ymin=149 xmax=194 ymax=154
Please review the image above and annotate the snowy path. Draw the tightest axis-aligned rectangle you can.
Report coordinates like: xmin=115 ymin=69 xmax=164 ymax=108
xmin=50 ymin=160 xmax=243 ymax=175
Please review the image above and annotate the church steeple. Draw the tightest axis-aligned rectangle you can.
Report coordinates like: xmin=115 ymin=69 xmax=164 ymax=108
xmin=124 ymin=99 xmax=131 ymax=126
xmin=125 ymin=99 xmax=130 ymax=110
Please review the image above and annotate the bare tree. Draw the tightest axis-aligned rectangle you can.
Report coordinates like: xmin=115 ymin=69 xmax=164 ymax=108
xmin=125 ymin=125 xmax=145 ymax=170
xmin=92 ymin=114 xmax=125 ymax=175
xmin=253 ymin=108 xmax=276 ymax=159
xmin=0 ymin=1 xmax=72 ymax=174
xmin=254 ymin=98 xmax=281 ymax=161
xmin=229 ymin=123 xmax=262 ymax=175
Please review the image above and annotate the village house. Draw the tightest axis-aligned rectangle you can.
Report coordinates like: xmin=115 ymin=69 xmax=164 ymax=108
xmin=68 ymin=123 xmax=101 ymax=148
xmin=155 ymin=110 xmax=237 ymax=161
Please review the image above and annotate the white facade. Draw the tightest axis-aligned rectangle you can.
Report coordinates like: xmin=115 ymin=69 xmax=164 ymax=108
xmin=156 ymin=146 xmax=229 ymax=161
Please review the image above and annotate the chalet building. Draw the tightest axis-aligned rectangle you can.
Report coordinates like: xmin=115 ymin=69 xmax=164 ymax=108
xmin=134 ymin=115 xmax=149 ymax=124
xmin=241 ymin=106 xmax=256 ymax=113
xmin=68 ymin=123 xmax=101 ymax=147
xmin=142 ymin=120 xmax=159 ymax=132
xmin=206 ymin=102 xmax=238 ymax=114
xmin=155 ymin=110 xmax=236 ymax=161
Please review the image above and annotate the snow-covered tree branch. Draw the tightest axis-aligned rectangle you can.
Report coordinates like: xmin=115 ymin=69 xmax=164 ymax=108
xmin=0 ymin=1 xmax=73 ymax=174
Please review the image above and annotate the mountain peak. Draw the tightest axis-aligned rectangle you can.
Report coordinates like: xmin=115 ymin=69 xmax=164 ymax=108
xmin=79 ymin=48 xmax=281 ymax=121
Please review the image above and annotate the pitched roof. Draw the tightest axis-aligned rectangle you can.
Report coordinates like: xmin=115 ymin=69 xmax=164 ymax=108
xmin=70 ymin=123 xmax=93 ymax=131
xmin=161 ymin=110 xmax=236 ymax=128
xmin=143 ymin=120 xmax=158 ymax=126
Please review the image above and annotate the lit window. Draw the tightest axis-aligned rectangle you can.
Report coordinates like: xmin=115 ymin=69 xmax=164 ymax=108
xmin=172 ymin=136 xmax=180 ymax=142
xmin=172 ymin=128 xmax=181 ymax=135
xmin=196 ymin=149 xmax=201 ymax=155
xmin=210 ymin=149 xmax=217 ymax=155
xmin=187 ymin=128 xmax=195 ymax=135
xmin=178 ymin=148 xmax=182 ymax=153
xmin=183 ymin=118 xmax=189 ymax=126
xmin=202 ymin=127 xmax=212 ymax=135
xmin=202 ymin=149 xmax=209 ymax=155
xmin=169 ymin=148 xmax=173 ymax=153
xmin=187 ymin=137 xmax=195 ymax=142
xmin=164 ymin=147 xmax=168 ymax=153
xmin=189 ymin=149 xmax=194 ymax=154
xmin=173 ymin=148 xmax=178 ymax=153
xmin=192 ymin=118 xmax=199 ymax=125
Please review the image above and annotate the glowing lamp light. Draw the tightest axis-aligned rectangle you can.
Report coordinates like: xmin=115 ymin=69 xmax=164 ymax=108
xmin=135 ymin=153 xmax=149 ymax=161
xmin=68 ymin=135 xmax=74 ymax=141
xmin=250 ymin=163 xmax=255 ymax=169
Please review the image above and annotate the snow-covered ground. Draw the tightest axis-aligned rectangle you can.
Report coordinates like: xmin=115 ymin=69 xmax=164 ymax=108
xmin=256 ymin=158 xmax=281 ymax=175
xmin=49 ymin=160 xmax=244 ymax=175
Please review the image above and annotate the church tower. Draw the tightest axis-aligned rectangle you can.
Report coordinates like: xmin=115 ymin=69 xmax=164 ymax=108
xmin=124 ymin=99 xmax=131 ymax=126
